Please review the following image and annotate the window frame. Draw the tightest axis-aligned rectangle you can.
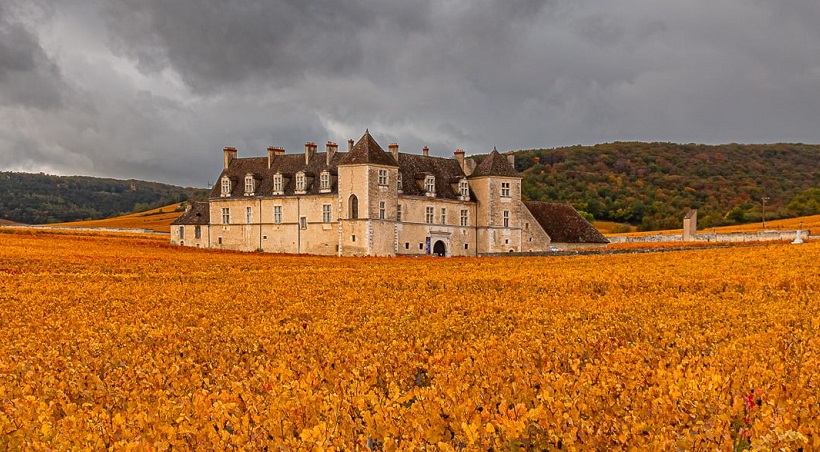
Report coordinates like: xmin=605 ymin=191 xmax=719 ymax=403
xmin=322 ymin=204 xmax=332 ymax=223
xmin=440 ymin=207 xmax=446 ymax=225
xmin=460 ymin=209 xmax=468 ymax=226
xmin=503 ymin=210 xmax=510 ymax=227
xmin=425 ymin=206 xmax=434 ymax=224
xmin=221 ymin=207 xmax=230 ymax=224
xmin=295 ymin=172 xmax=306 ymax=192
xmin=377 ymin=169 xmax=388 ymax=186
xmin=272 ymin=174 xmax=283 ymax=194
xmin=320 ymin=171 xmax=330 ymax=191
xmin=396 ymin=204 xmax=402 ymax=222
xmin=245 ymin=175 xmax=254 ymax=194
xmin=246 ymin=206 xmax=252 ymax=224
xmin=501 ymin=182 xmax=511 ymax=198
xmin=221 ymin=177 xmax=231 ymax=196
xmin=379 ymin=201 xmax=386 ymax=220
xmin=425 ymin=175 xmax=435 ymax=194
xmin=274 ymin=205 xmax=282 ymax=224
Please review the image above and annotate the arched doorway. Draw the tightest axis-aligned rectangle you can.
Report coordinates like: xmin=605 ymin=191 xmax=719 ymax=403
xmin=349 ymin=194 xmax=358 ymax=219
xmin=433 ymin=240 xmax=446 ymax=257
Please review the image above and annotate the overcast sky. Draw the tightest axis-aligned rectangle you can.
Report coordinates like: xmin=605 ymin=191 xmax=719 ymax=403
xmin=1 ymin=0 xmax=819 ymax=186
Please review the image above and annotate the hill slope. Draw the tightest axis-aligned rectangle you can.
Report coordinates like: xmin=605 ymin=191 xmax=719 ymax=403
xmin=48 ymin=203 xmax=185 ymax=233
xmin=0 ymin=172 xmax=207 ymax=224
xmin=513 ymin=142 xmax=819 ymax=230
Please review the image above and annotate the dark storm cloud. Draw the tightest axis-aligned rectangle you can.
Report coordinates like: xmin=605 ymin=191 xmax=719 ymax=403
xmin=1 ymin=0 xmax=819 ymax=186
xmin=0 ymin=2 xmax=68 ymax=109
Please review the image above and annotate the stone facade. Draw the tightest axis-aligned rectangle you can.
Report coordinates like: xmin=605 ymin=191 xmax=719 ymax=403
xmin=171 ymin=131 xmax=608 ymax=256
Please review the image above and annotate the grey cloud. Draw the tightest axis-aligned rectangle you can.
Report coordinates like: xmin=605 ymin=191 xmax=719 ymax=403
xmin=2 ymin=0 xmax=820 ymax=186
xmin=0 ymin=3 xmax=68 ymax=110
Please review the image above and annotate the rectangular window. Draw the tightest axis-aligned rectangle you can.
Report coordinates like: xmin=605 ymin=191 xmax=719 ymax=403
xmin=246 ymin=206 xmax=252 ymax=224
xmin=322 ymin=204 xmax=332 ymax=223
xmin=299 ymin=216 xmax=307 ymax=230
xmin=440 ymin=208 xmax=446 ymax=225
xmin=221 ymin=178 xmax=231 ymax=196
xmin=379 ymin=201 xmax=386 ymax=220
xmin=501 ymin=182 xmax=511 ymax=198
xmin=459 ymin=180 xmax=469 ymax=198
xmin=425 ymin=176 xmax=435 ymax=194
xmin=221 ymin=207 xmax=230 ymax=224
xmin=378 ymin=169 xmax=388 ymax=186
xmin=320 ymin=172 xmax=330 ymax=190
xmin=396 ymin=204 xmax=402 ymax=222
xmin=460 ymin=209 xmax=468 ymax=226
xmin=397 ymin=173 xmax=403 ymax=191
xmin=218 ymin=237 xmax=222 ymax=245
xmin=195 ymin=225 xmax=201 ymax=239
xmin=503 ymin=210 xmax=510 ymax=227
xmin=274 ymin=206 xmax=282 ymax=224
xmin=273 ymin=175 xmax=283 ymax=193
xmin=179 ymin=225 xmax=184 ymax=239
xmin=405 ymin=242 xmax=410 ymax=249
xmin=245 ymin=177 xmax=254 ymax=194
xmin=425 ymin=206 xmax=434 ymax=224
xmin=295 ymin=173 xmax=305 ymax=192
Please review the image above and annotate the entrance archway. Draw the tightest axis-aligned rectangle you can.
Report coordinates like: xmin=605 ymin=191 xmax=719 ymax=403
xmin=432 ymin=240 xmax=446 ymax=257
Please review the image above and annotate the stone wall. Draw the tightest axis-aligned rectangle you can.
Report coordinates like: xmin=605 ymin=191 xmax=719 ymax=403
xmin=609 ymin=230 xmax=811 ymax=244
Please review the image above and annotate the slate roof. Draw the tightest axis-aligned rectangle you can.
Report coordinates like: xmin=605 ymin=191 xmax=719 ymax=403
xmin=337 ymin=130 xmax=398 ymax=167
xmin=171 ymin=201 xmax=210 ymax=225
xmin=209 ymin=131 xmax=477 ymax=200
xmin=524 ymin=201 xmax=609 ymax=244
xmin=469 ymin=149 xmax=519 ymax=178
xmin=396 ymin=153 xmax=470 ymax=199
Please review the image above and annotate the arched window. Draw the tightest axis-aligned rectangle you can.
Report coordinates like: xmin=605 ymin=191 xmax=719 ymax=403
xmin=349 ymin=194 xmax=358 ymax=219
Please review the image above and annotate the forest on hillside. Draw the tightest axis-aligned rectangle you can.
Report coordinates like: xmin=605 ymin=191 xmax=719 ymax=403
xmin=513 ymin=142 xmax=819 ymax=231
xmin=0 ymin=172 xmax=207 ymax=224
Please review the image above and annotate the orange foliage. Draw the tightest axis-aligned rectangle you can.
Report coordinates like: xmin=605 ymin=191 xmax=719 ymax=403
xmin=48 ymin=203 xmax=184 ymax=233
xmin=0 ymin=230 xmax=817 ymax=449
xmin=609 ymin=214 xmax=820 ymax=238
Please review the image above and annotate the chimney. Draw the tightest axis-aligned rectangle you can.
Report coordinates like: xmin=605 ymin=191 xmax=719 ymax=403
xmin=454 ymin=149 xmax=466 ymax=174
xmin=272 ymin=146 xmax=285 ymax=156
xmin=223 ymin=146 xmax=237 ymax=169
xmin=422 ymin=146 xmax=429 ymax=157
xmin=348 ymin=138 xmax=354 ymax=152
xmin=506 ymin=151 xmax=515 ymax=168
xmin=267 ymin=146 xmax=276 ymax=169
xmin=326 ymin=141 xmax=338 ymax=165
xmin=305 ymin=142 xmax=317 ymax=164
xmin=388 ymin=143 xmax=399 ymax=163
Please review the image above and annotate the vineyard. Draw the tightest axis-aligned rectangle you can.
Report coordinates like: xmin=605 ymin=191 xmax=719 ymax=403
xmin=0 ymin=230 xmax=817 ymax=449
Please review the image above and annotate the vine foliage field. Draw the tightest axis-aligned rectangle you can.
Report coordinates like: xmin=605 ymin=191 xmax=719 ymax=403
xmin=0 ymin=230 xmax=818 ymax=450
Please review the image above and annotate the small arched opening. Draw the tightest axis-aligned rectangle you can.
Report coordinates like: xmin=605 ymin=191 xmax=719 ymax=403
xmin=349 ymin=194 xmax=358 ymax=219
xmin=433 ymin=240 xmax=446 ymax=257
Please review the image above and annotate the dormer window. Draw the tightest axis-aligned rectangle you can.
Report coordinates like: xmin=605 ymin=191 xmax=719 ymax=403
xmin=320 ymin=171 xmax=331 ymax=192
xmin=272 ymin=173 xmax=283 ymax=195
xmin=244 ymin=175 xmax=255 ymax=195
xmin=459 ymin=179 xmax=469 ymax=199
xmin=397 ymin=173 xmax=403 ymax=192
xmin=295 ymin=172 xmax=306 ymax=193
xmin=220 ymin=176 xmax=231 ymax=197
xmin=425 ymin=175 xmax=435 ymax=197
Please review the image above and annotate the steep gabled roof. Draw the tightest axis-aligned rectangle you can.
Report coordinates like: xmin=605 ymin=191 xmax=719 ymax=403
xmin=469 ymin=149 xmax=519 ymax=178
xmin=524 ymin=201 xmax=609 ymax=244
xmin=337 ymin=130 xmax=398 ymax=167
xmin=171 ymin=201 xmax=210 ymax=225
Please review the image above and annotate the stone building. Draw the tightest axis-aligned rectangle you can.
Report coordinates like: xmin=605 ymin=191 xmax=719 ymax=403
xmin=171 ymin=131 xmax=607 ymax=256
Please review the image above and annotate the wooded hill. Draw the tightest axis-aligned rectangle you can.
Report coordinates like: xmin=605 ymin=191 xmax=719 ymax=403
xmin=512 ymin=142 xmax=819 ymax=231
xmin=0 ymin=172 xmax=207 ymax=224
